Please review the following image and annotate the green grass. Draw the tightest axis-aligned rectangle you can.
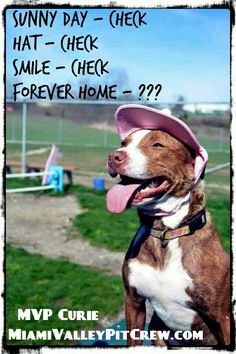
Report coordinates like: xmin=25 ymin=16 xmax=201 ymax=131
xmin=6 ymin=176 xmax=42 ymax=189
xmin=6 ymin=111 xmax=230 ymax=176
xmin=5 ymin=113 xmax=230 ymax=348
xmin=5 ymin=177 xmax=230 ymax=253
xmin=198 ymin=136 xmax=229 ymax=151
xmin=6 ymin=143 xmax=230 ymax=177
xmin=6 ymin=177 xmax=65 ymax=198
xmin=6 ymin=111 xmax=229 ymax=152
xmin=6 ymin=143 xmax=114 ymax=174
xmin=207 ymin=151 xmax=230 ymax=165
xmin=6 ymin=112 xmax=120 ymax=147
xmin=205 ymin=170 xmax=230 ymax=186
xmin=72 ymin=185 xmax=230 ymax=254
xmin=206 ymin=197 xmax=230 ymax=252
xmin=73 ymin=185 xmax=138 ymax=252
xmin=6 ymin=244 xmax=123 ymax=346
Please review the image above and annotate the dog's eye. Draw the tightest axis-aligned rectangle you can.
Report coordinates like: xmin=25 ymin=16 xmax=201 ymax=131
xmin=153 ymin=143 xmax=164 ymax=148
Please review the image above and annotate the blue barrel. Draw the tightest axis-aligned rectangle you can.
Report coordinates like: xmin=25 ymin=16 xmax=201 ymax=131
xmin=93 ymin=178 xmax=105 ymax=190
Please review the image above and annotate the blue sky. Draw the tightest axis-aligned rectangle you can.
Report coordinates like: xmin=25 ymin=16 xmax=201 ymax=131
xmin=6 ymin=8 xmax=230 ymax=102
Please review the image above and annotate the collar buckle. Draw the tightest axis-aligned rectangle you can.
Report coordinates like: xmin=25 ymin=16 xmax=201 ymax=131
xmin=160 ymin=229 xmax=167 ymax=242
xmin=149 ymin=209 xmax=206 ymax=242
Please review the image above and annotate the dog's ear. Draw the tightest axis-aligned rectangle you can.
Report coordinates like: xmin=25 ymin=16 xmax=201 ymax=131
xmin=182 ymin=145 xmax=196 ymax=180
xmin=184 ymin=144 xmax=196 ymax=165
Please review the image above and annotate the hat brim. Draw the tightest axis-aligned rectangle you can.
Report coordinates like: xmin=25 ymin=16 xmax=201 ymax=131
xmin=115 ymin=104 xmax=208 ymax=182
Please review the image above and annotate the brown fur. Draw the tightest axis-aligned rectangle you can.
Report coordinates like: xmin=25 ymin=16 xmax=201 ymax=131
xmin=139 ymin=131 xmax=195 ymax=197
xmin=123 ymin=191 xmax=231 ymax=347
xmin=109 ymin=130 xmax=231 ymax=347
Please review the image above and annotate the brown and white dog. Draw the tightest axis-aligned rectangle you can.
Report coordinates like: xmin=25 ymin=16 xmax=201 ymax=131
xmin=107 ymin=105 xmax=231 ymax=347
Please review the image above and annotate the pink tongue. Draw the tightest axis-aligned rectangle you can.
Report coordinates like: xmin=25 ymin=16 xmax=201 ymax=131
xmin=106 ymin=183 xmax=141 ymax=214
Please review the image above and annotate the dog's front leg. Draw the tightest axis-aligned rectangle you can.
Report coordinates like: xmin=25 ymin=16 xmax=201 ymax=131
xmin=187 ymin=286 xmax=231 ymax=346
xmin=218 ymin=313 xmax=231 ymax=346
xmin=125 ymin=293 xmax=146 ymax=346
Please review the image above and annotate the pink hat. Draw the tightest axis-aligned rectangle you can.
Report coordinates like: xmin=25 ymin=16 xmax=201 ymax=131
xmin=115 ymin=104 xmax=208 ymax=183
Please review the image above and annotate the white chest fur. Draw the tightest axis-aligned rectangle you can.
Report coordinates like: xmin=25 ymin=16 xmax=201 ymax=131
xmin=128 ymin=239 xmax=196 ymax=331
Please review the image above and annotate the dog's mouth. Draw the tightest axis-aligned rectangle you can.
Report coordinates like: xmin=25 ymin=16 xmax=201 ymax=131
xmin=106 ymin=175 xmax=171 ymax=214
xmin=131 ymin=176 xmax=170 ymax=204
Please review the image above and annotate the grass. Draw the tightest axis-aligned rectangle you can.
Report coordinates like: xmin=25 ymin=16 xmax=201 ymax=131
xmin=205 ymin=170 xmax=230 ymax=186
xmin=207 ymin=151 xmax=230 ymax=165
xmin=6 ymin=111 xmax=230 ymax=154
xmin=6 ymin=179 xmax=138 ymax=251
xmin=6 ymin=177 xmax=230 ymax=253
xmin=5 ymin=181 xmax=230 ymax=347
xmin=6 ymin=177 xmax=65 ymax=197
xmin=6 ymin=143 xmax=114 ymax=174
xmin=6 ymin=111 xmax=230 ymax=177
xmin=6 ymin=144 xmax=230 ymax=177
xmin=5 ymin=118 xmax=231 ymax=347
xmin=73 ymin=185 xmax=138 ymax=252
xmin=72 ymin=184 xmax=230 ymax=254
xmin=5 ymin=244 xmax=124 ymax=346
xmin=6 ymin=176 xmax=42 ymax=189
xmin=6 ymin=112 xmax=120 ymax=147
xmin=206 ymin=197 xmax=231 ymax=252
xmin=198 ymin=136 xmax=229 ymax=152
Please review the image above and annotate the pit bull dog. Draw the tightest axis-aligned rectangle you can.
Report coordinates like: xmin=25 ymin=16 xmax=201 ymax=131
xmin=106 ymin=105 xmax=231 ymax=347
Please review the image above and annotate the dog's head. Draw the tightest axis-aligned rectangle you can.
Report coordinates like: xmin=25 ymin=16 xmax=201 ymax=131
xmin=106 ymin=105 xmax=208 ymax=214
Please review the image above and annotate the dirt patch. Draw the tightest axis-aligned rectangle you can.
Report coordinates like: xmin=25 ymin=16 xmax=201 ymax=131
xmin=6 ymin=193 xmax=124 ymax=276
xmin=88 ymin=123 xmax=117 ymax=133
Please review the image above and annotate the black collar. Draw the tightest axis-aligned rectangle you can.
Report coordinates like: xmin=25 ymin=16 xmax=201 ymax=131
xmin=125 ymin=209 xmax=206 ymax=259
xmin=150 ymin=209 xmax=206 ymax=242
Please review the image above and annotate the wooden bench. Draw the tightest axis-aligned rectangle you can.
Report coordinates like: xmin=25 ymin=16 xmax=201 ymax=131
xmin=6 ymin=161 xmax=75 ymax=184
xmin=5 ymin=161 xmax=22 ymax=173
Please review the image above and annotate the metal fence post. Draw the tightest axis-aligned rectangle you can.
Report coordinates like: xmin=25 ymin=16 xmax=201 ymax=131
xmin=58 ymin=108 xmax=64 ymax=145
xmin=219 ymin=128 xmax=224 ymax=152
xmin=58 ymin=118 xmax=62 ymax=145
xmin=12 ymin=114 xmax=16 ymax=141
xmin=104 ymin=120 xmax=108 ymax=147
xmin=21 ymin=102 xmax=27 ymax=174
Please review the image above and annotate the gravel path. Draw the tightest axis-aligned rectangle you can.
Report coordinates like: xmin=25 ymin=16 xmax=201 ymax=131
xmin=6 ymin=193 xmax=124 ymax=276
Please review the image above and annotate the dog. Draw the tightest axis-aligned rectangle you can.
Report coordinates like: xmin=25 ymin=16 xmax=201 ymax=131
xmin=106 ymin=105 xmax=231 ymax=347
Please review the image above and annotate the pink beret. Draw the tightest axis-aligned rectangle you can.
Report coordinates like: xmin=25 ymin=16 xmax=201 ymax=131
xmin=115 ymin=104 xmax=208 ymax=183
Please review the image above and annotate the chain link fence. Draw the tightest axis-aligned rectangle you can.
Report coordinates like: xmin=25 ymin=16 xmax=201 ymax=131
xmin=6 ymin=101 xmax=230 ymax=152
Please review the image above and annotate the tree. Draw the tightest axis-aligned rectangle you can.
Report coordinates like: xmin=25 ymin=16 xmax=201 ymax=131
xmin=174 ymin=95 xmax=185 ymax=113
xmin=173 ymin=95 xmax=188 ymax=121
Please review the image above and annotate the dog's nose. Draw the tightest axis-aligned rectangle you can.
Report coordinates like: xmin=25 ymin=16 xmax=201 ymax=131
xmin=109 ymin=151 xmax=127 ymax=166
xmin=107 ymin=150 xmax=128 ymax=177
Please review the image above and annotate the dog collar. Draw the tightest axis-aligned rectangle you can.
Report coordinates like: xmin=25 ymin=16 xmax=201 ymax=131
xmin=125 ymin=210 xmax=206 ymax=259
xmin=150 ymin=209 xmax=206 ymax=242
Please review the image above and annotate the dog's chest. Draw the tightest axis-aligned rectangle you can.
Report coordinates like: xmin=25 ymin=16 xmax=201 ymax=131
xmin=128 ymin=239 xmax=196 ymax=330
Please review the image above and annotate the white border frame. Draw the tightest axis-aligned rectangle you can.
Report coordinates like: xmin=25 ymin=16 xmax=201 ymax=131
xmin=1 ymin=1 xmax=234 ymax=353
